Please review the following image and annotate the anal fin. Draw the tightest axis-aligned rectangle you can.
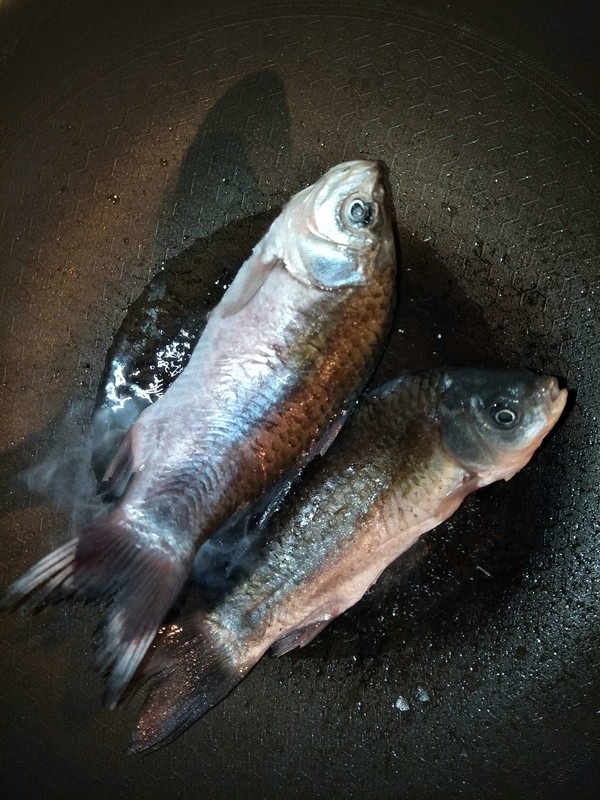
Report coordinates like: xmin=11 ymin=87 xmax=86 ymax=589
xmin=101 ymin=429 xmax=135 ymax=500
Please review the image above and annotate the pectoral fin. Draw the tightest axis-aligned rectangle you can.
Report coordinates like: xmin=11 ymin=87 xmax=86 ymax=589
xmin=270 ymin=620 xmax=332 ymax=656
xmin=436 ymin=475 xmax=481 ymax=522
xmin=218 ymin=242 xmax=282 ymax=317
xmin=312 ymin=407 xmax=354 ymax=458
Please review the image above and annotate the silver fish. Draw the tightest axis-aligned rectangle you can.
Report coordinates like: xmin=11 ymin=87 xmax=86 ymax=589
xmin=131 ymin=367 xmax=567 ymax=752
xmin=1 ymin=161 xmax=397 ymax=705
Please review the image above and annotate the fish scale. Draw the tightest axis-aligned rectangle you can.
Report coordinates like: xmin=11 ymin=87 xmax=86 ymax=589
xmin=131 ymin=367 xmax=567 ymax=752
xmin=1 ymin=160 xmax=397 ymax=708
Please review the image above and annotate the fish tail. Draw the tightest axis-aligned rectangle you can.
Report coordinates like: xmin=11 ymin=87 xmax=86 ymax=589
xmin=0 ymin=538 xmax=78 ymax=613
xmin=129 ymin=614 xmax=259 ymax=753
xmin=73 ymin=513 xmax=191 ymax=709
xmin=2 ymin=512 xmax=191 ymax=709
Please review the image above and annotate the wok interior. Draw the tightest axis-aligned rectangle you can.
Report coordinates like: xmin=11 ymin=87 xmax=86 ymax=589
xmin=0 ymin=1 xmax=598 ymax=797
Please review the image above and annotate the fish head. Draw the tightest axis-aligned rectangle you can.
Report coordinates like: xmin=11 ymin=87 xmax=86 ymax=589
xmin=280 ymin=160 xmax=395 ymax=289
xmin=438 ymin=368 xmax=568 ymax=485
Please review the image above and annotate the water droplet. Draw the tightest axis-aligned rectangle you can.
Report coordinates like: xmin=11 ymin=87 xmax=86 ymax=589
xmin=394 ymin=696 xmax=410 ymax=712
xmin=416 ymin=686 xmax=430 ymax=702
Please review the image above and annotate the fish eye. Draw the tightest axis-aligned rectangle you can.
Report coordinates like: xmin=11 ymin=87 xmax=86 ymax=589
xmin=342 ymin=197 xmax=376 ymax=229
xmin=490 ymin=404 xmax=519 ymax=428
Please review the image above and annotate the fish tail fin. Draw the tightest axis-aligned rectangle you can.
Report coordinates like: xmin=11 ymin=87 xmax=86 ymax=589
xmin=2 ymin=511 xmax=191 ymax=708
xmin=71 ymin=513 xmax=191 ymax=709
xmin=0 ymin=538 xmax=78 ymax=613
xmin=130 ymin=614 xmax=259 ymax=753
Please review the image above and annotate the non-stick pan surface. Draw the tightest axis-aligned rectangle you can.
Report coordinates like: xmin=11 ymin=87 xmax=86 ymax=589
xmin=0 ymin=2 xmax=598 ymax=798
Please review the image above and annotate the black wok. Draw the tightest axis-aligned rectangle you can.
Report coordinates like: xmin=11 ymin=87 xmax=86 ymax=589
xmin=0 ymin=2 xmax=598 ymax=798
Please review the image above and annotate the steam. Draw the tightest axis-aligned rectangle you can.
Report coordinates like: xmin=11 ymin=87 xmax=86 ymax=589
xmin=21 ymin=394 xmax=287 ymax=601
xmin=21 ymin=396 xmax=148 ymax=530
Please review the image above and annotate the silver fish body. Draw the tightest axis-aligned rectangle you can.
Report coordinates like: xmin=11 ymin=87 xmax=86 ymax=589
xmin=132 ymin=367 xmax=567 ymax=752
xmin=1 ymin=161 xmax=397 ymax=705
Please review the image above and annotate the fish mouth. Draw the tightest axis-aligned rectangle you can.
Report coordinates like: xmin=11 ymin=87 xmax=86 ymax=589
xmin=337 ymin=158 xmax=380 ymax=172
xmin=540 ymin=376 xmax=568 ymax=420
xmin=510 ymin=376 xmax=568 ymax=477
xmin=333 ymin=159 xmax=382 ymax=184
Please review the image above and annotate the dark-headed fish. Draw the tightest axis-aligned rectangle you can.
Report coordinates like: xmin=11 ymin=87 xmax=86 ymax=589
xmin=132 ymin=367 xmax=567 ymax=752
xmin=1 ymin=161 xmax=396 ymax=705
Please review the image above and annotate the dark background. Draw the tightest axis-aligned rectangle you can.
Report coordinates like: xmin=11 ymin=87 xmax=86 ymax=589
xmin=0 ymin=2 xmax=598 ymax=798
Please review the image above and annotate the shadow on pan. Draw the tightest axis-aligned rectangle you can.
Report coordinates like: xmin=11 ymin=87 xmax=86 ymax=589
xmin=0 ymin=2 xmax=599 ymax=799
